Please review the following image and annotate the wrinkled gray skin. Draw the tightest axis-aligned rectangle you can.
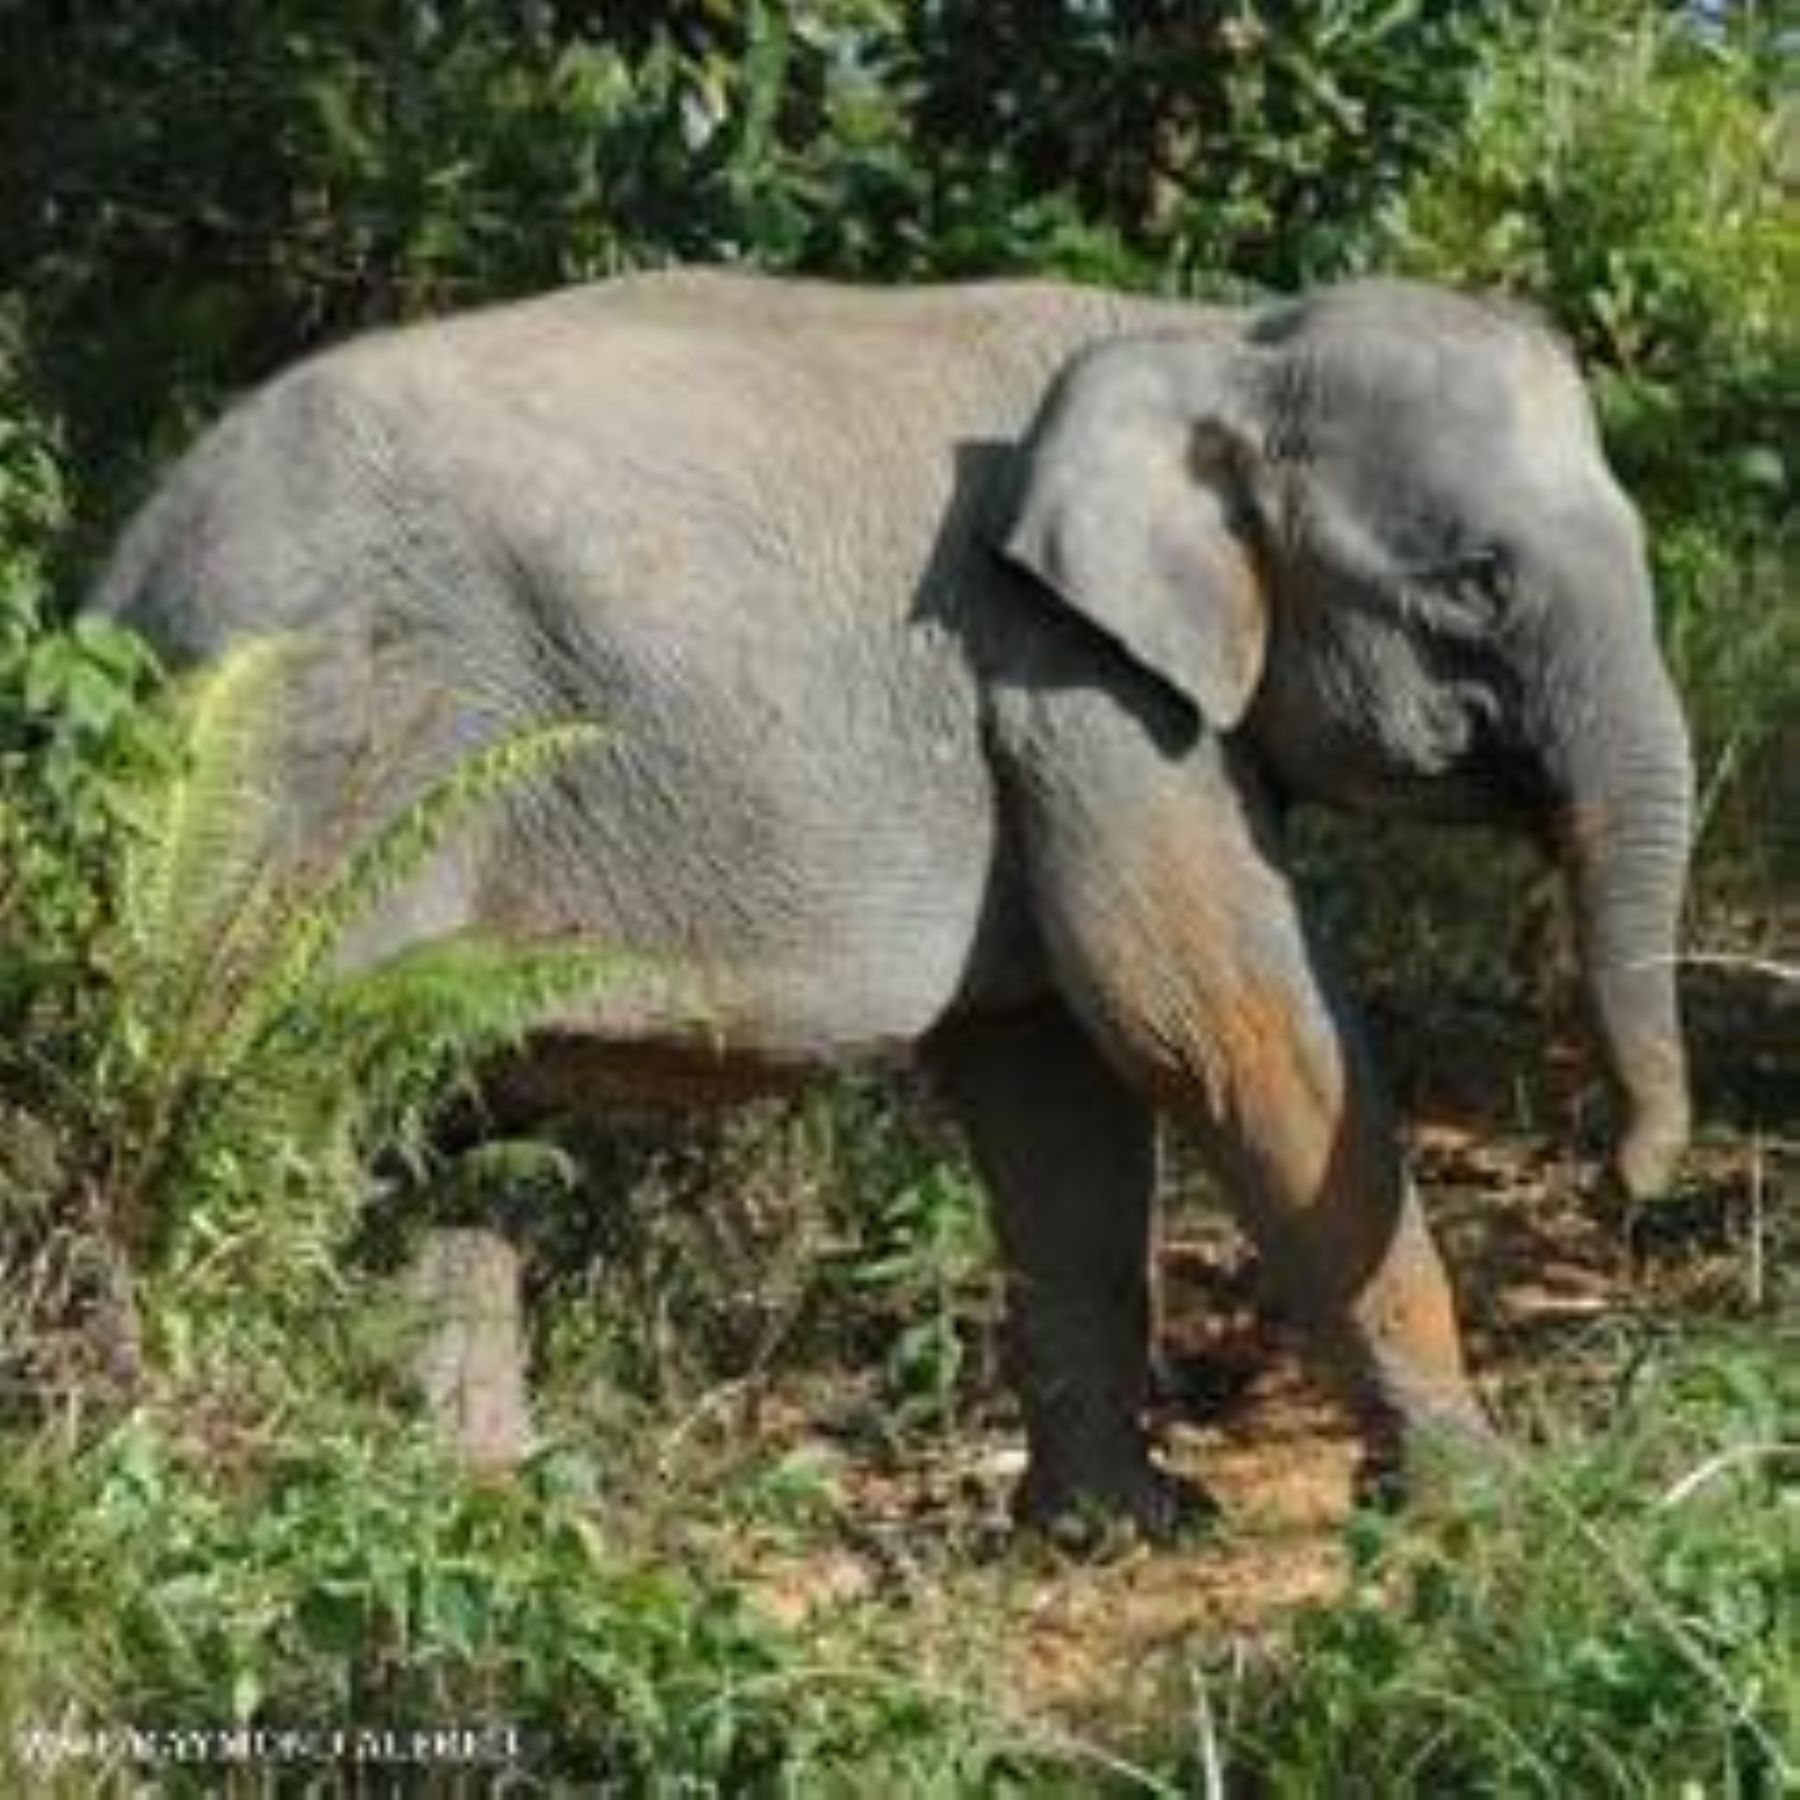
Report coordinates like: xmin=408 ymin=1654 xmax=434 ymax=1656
xmin=95 ymin=271 xmax=1694 ymax=1533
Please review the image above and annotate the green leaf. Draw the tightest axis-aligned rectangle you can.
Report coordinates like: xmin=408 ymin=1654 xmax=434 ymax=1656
xmin=257 ymin=719 xmax=608 ymax=1021
xmin=126 ymin=634 xmax=302 ymax=963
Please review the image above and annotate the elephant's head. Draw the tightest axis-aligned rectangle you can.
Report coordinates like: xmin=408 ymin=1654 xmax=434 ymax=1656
xmin=1003 ymin=280 xmax=1692 ymax=1200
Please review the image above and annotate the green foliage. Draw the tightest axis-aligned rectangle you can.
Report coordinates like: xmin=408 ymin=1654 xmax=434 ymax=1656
xmin=912 ymin=0 xmax=1523 ymax=291
xmin=524 ymin=1078 xmax=998 ymax=1445
xmin=0 ymin=612 xmax=614 ymax=1395
xmin=1392 ymin=5 xmax=1793 ymax=382
xmin=0 ymin=1417 xmax=1049 ymax=1791
xmin=0 ymin=343 xmax=169 ymax=909
xmin=851 ymin=1156 xmax=991 ymax=1439
xmin=1202 ymin=1335 xmax=1798 ymax=1796
xmin=0 ymin=380 xmax=173 ymax=1394
xmin=1 ymin=3 xmax=922 ymax=509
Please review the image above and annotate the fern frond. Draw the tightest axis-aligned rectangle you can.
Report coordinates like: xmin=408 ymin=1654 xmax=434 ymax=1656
xmin=288 ymin=929 xmax=628 ymax=1138
xmin=265 ymin=721 xmax=603 ymax=1004
xmin=204 ymin=719 xmax=604 ymax=1081
xmin=108 ymin=703 xmax=607 ymax=1229
xmin=318 ymin=930 xmax=621 ymax=1047
xmin=125 ymin=634 xmax=302 ymax=963
xmin=154 ymin=931 xmax=622 ymax=1278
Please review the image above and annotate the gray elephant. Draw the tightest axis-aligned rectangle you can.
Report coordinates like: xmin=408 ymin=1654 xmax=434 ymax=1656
xmin=94 ymin=270 xmax=1694 ymax=1534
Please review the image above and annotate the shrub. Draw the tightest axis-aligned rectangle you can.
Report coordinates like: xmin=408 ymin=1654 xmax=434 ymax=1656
xmin=0 ymin=590 xmax=617 ymax=1410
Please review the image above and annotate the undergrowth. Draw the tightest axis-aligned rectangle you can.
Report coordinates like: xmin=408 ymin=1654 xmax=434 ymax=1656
xmin=1189 ymin=1331 xmax=1797 ymax=1798
xmin=0 ymin=1414 xmax=1074 ymax=1794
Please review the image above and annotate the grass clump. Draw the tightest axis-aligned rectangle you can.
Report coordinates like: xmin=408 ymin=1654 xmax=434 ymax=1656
xmin=1192 ymin=1332 xmax=1797 ymax=1797
xmin=0 ymin=1414 xmax=1068 ymax=1793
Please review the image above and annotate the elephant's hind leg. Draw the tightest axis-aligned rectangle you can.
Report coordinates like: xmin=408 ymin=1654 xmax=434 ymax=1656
xmin=928 ymin=1000 xmax=1207 ymax=1542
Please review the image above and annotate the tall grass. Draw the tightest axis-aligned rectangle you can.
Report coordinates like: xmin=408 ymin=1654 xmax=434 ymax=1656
xmin=1180 ymin=1331 xmax=1796 ymax=1796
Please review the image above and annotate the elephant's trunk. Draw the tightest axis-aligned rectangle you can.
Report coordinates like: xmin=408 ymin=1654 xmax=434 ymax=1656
xmin=1549 ymin=653 xmax=1695 ymax=1199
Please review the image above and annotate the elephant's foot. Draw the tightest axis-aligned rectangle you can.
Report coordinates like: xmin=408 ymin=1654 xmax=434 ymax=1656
xmin=1352 ymin=1401 xmax=1501 ymax=1514
xmin=1012 ymin=1454 xmax=1217 ymax=1554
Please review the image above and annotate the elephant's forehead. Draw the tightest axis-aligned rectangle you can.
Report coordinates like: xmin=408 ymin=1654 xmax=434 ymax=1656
xmin=1503 ymin=345 xmax=1600 ymax=456
xmin=1312 ymin=346 xmax=1599 ymax=513
xmin=1298 ymin=318 xmax=1589 ymax=449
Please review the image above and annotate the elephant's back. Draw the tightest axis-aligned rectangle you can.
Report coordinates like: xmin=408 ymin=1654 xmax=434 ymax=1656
xmin=93 ymin=271 xmax=1055 ymax=1065
xmin=325 ymin=275 xmax=1063 ymax=1052
xmin=95 ymin=268 xmax=1140 ymax=655
xmin=321 ymin=268 xmax=1128 ymax=622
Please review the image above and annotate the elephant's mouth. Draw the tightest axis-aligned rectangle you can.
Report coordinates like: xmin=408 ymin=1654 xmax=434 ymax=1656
xmin=1307 ymin=746 xmax=1553 ymax=833
xmin=1368 ymin=695 xmax=1560 ymax=829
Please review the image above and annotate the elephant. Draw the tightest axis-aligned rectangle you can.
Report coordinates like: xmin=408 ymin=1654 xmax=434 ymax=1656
xmin=92 ymin=269 xmax=1695 ymax=1535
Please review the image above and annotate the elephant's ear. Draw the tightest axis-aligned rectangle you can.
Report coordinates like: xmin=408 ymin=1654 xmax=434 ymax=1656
xmin=1002 ymin=336 xmax=1271 ymax=729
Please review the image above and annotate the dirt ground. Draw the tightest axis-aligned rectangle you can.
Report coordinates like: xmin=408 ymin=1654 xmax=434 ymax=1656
xmin=724 ymin=1117 xmax=1791 ymax=1735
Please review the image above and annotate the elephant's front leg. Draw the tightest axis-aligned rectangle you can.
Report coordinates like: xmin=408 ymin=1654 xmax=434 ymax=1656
xmin=1014 ymin=717 xmax=1490 ymax=1483
xmin=929 ymin=1001 xmax=1204 ymax=1541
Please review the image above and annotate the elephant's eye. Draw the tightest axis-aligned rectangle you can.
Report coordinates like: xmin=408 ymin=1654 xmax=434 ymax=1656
xmin=1445 ymin=545 xmax=1515 ymax=611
